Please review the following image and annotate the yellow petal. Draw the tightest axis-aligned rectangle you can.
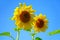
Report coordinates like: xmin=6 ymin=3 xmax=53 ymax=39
xmin=14 ymin=7 xmax=19 ymax=15
xmin=23 ymin=23 xmax=32 ymax=30
xmin=11 ymin=16 xmax=15 ymax=20
xmin=19 ymin=3 xmax=23 ymax=8
xmin=43 ymin=15 xmax=46 ymax=19
xmin=34 ymin=16 xmax=38 ymax=20
xmin=40 ymin=25 xmax=48 ymax=32
xmin=44 ymin=19 xmax=48 ymax=24
xmin=14 ymin=7 xmax=19 ymax=11
xmin=14 ymin=21 xmax=21 ymax=28
xmin=23 ymin=3 xmax=26 ymax=8
xmin=39 ymin=13 xmax=46 ymax=19
xmin=27 ymin=5 xmax=32 ymax=9
xmin=39 ymin=13 xmax=43 ymax=17
xmin=30 ymin=9 xmax=36 ymax=13
xmin=34 ymin=27 xmax=41 ymax=32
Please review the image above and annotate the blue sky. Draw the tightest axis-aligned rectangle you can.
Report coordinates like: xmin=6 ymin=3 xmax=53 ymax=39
xmin=0 ymin=0 xmax=60 ymax=40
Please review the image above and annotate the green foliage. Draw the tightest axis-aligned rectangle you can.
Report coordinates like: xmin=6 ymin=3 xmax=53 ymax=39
xmin=49 ymin=30 xmax=60 ymax=35
xmin=35 ymin=37 xmax=42 ymax=40
xmin=0 ymin=32 xmax=10 ymax=36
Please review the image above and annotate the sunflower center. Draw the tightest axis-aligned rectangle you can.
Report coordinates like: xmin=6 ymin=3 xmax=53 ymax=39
xmin=36 ymin=19 xmax=44 ymax=28
xmin=20 ymin=11 xmax=30 ymax=23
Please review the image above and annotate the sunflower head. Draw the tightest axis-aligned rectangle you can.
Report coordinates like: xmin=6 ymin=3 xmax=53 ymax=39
xmin=33 ymin=13 xmax=48 ymax=32
xmin=11 ymin=3 xmax=36 ymax=31
xmin=19 ymin=11 xmax=30 ymax=23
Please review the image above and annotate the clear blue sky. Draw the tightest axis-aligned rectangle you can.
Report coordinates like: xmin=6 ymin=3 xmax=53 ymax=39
xmin=0 ymin=0 xmax=60 ymax=40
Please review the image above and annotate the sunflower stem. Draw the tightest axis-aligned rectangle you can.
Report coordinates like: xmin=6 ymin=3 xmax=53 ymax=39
xmin=32 ymin=35 xmax=34 ymax=40
xmin=32 ymin=31 xmax=36 ymax=40
xmin=16 ymin=30 xmax=20 ymax=40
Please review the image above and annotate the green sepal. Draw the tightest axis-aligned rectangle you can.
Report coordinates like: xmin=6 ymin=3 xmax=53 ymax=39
xmin=49 ymin=30 xmax=60 ymax=36
xmin=0 ymin=32 xmax=10 ymax=36
xmin=26 ymin=29 xmax=31 ymax=32
xmin=35 ymin=37 xmax=42 ymax=40
xmin=31 ymin=33 xmax=36 ymax=36
xmin=14 ymin=28 xmax=22 ymax=31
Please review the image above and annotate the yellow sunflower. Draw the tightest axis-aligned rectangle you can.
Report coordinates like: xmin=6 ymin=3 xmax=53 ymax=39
xmin=33 ymin=13 xmax=48 ymax=32
xmin=11 ymin=3 xmax=36 ymax=30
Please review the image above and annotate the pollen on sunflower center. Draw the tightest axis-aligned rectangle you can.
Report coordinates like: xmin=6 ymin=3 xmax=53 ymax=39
xmin=20 ymin=11 xmax=30 ymax=23
xmin=36 ymin=19 xmax=44 ymax=28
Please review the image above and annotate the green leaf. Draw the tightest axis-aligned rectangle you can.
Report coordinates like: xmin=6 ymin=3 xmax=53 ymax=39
xmin=49 ymin=30 xmax=60 ymax=36
xmin=0 ymin=32 xmax=10 ymax=36
xmin=35 ymin=37 xmax=42 ymax=40
xmin=0 ymin=32 xmax=15 ymax=40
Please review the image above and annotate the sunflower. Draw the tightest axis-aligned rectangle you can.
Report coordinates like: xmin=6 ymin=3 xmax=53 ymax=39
xmin=11 ymin=3 xmax=36 ymax=31
xmin=33 ymin=13 xmax=48 ymax=32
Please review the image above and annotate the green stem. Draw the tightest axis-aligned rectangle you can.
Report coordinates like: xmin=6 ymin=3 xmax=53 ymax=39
xmin=32 ymin=35 xmax=34 ymax=40
xmin=16 ymin=30 xmax=20 ymax=40
xmin=32 ymin=32 xmax=36 ymax=40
